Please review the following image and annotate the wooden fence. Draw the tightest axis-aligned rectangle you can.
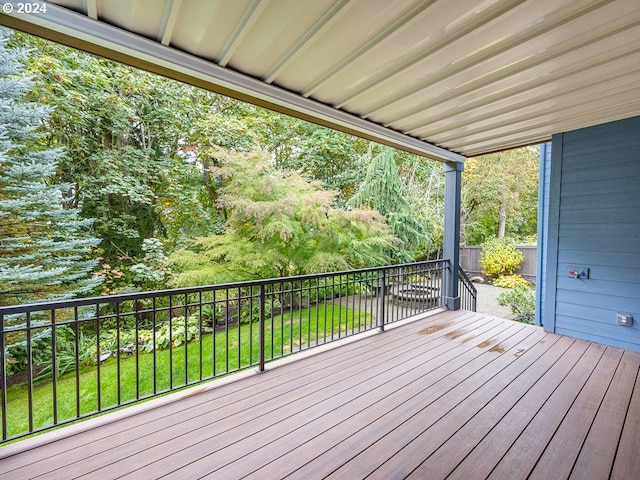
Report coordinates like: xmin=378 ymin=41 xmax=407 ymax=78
xmin=460 ymin=245 xmax=537 ymax=282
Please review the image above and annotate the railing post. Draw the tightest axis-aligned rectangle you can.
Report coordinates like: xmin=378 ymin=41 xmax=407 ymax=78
xmin=258 ymin=284 xmax=266 ymax=373
xmin=443 ymin=161 xmax=464 ymax=310
xmin=378 ymin=269 xmax=386 ymax=332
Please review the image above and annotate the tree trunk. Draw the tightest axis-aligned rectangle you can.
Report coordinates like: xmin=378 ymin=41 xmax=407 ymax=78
xmin=498 ymin=201 xmax=506 ymax=238
xmin=202 ymin=157 xmax=218 ymax=202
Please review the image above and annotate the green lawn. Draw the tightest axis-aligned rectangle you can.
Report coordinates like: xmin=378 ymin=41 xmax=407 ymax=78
xmin=2 ymin=303 xmax=372 ymax=440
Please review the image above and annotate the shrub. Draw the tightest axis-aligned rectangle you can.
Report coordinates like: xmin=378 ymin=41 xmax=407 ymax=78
xmin=493 ymin=274 xmax=530 ymax=289
xmin=498 ymin=286 xmax=535 ymax=324
xmin=34 ymin=328 xmax=96 ymax=382
xmin=4 ymin=323 xmax=53 ymax=377
xmin=480 ymin=238 xmax=524 ymax=278
xmin=138 ymin=315 xmax=212 ymax=352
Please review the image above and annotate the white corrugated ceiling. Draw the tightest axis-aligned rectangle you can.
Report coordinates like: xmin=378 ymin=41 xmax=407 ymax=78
xmin=1 ymin=0 xmax=639 ymax=162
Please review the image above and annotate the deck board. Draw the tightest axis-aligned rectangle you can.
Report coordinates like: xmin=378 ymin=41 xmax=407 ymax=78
xmin=611 ymin=358 xmax=640 ymax=479
xmin=446 ymin=342 xmax=606 ymax=480
xmin=570 ymin=350 xmax=640 ymax=479
xmin=299 ymin=324 xmax=544 ymax=480
xmin=501 ymin=345 xmax=623 ymax=480
xmin=248 ymin=322 xmax=534 ymax=480
xmin=0 ymin=310 xmax=639 ymax=480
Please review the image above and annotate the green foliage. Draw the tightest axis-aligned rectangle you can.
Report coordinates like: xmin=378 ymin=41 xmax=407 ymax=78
xmin=3 ymin=29 xmax=452 ymax=300
xmin=498 ymin=286 xmax=535 ymax=324
xmin=3 ymin=325 xmax=53 ymax=377
xmin=0 ymin=28 xmax=102 ymax=305
xmin=4 ymin=324 xmax=96 ymax=381
xmin=269 ymin=122 xmax=368 ymax=205
xmin=130 ymin=238 xmax=168 ymax=290
xmin=34 ymin=327 xmax=95 ymax=382
xmin=480 ymin=238 xmax=524 ymax=278
xmin=463 ymin=147 xmax=539 ymax=245
xmin=139 ymin=316 xmax=210 ymax=351
xmin=168 ymin=149 xmax=396 ymax=285
xmin=349 ymin=145 xmax=429 ymax=261
xmin=493 ymin=274 xmax=530 ymax=289
xmin=17 ymin=32 xmax=222 ymax=268
xmin=396 ymin=154 xmax=445 ymax=258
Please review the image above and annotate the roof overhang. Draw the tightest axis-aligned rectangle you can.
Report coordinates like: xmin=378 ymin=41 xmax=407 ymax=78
xmin=2 ymin=0 xmax=640 ymax=162
xmin=0 ymin=1 xmax=464 ymax=163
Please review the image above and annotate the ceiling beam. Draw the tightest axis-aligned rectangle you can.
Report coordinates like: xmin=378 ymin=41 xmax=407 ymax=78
xmin=301 ymin=0 xmax=438 ymax=98
xmin=0 ymin=3 xmax=464 ymax=163
xmin=158 ymin=0 xmax=184 ymax=46
xmin=263 ymin=0 xmax=351 ymax=84
xmin=217 ymin=0 xmax=268 ymax=67
xmin=84 ymin=0 xmax=97 ymax=20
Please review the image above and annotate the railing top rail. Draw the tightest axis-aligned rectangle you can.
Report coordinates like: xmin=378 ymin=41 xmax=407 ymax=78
xmin=458 ymin=265 xmax=477 ymax=294
xmin=0 ymin=259 xmax=449 ymax=315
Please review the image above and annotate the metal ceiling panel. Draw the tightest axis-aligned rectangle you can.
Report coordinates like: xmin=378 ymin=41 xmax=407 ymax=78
xmin=1 ymin=0 xmax=639 ymax=160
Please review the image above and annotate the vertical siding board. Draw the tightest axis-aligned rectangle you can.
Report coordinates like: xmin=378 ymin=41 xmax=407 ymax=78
xmin=545 ymin=116 xmax=640 ymax=351
xmin=536 ymin=142 xmax=551 ymax=326
xmin=543 ymin=134 xmax=564 ymax=334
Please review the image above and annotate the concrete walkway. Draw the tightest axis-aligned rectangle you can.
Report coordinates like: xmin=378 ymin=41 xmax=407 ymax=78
xmin=473 ymin=282 xmax=516 ymax=319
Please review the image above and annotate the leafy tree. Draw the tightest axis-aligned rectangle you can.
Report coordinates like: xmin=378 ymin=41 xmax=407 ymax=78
xmin=395 ymin=152 xmax=445 ymax=258
xmin=168 ymin=150 xmax=396 ymax=285
xmin=349 ymin=145 xmax=428 ymax=262
xmin=14 ymin=34 xmax=217 ymax=261
xmin=0 ymin=29 xmax=101 ymax=305
xmin=284 ymin=125 xmax=368 ymax=205
xmin=462 ymin=147 xmax=538 ymax=244
xmin=245 ymin=111 xmax=369 ymax=206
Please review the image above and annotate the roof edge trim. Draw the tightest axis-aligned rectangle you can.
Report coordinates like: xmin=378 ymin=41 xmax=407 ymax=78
xmin=0 ymin=4 xmax=465 ymax=163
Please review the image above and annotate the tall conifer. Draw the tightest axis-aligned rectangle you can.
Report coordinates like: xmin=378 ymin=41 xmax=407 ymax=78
xmin=349 ymin=145 xmax=428 ymax=262
xmin=0 ymin=28 xmax=101 ymax=305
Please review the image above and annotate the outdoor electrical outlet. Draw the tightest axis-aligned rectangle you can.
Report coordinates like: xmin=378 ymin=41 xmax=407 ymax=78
xmin=568 ymin=267 xmax=589 ymax=279
xmin=616 ymin=312 xmax=633 ymax=327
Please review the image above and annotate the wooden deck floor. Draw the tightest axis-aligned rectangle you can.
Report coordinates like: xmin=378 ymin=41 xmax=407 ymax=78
xmin=1 ymin=310 xmax=639 ymax=479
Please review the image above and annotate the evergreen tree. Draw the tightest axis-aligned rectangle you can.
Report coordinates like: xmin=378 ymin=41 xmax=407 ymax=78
xmin=0 ymin=28 xmax=102 ymax=305
xmin=349 ymin=145 xmax=428 ymax=262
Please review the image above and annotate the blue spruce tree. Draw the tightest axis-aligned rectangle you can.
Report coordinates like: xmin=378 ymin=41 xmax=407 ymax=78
xmin=0 ymin=28 xmax=102 ymax=305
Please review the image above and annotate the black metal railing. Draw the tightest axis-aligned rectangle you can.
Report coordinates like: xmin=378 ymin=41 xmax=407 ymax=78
xmin=458 ymin=265 xmax=477 ymax=312
xmin=0 ymin=260 xmax=448 ymax=443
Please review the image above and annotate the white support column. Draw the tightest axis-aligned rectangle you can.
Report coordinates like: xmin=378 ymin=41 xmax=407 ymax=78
xmin=443 ymin=161 xmax=464 ymax=310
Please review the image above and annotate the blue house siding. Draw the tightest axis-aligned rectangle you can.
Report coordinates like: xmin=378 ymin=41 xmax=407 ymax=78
xmin=543 ymin=116 xmax=640 ymax=351
xmin=535 ymin=142 xmax=551 ymax=326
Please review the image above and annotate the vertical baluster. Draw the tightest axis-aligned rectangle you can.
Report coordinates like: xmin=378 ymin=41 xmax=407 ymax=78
xmin=306 ymin=281 xmax=311 ymax=348
xmin=379 ymin=269 xmax=386 ymax=332
xmin=152 ymin=297 xmax=157 ymax=394
xmin=212 ymin=291 xmax=217 ymax=377
xmin=0 ymin=312 xmax=6 ymax=440
xmin=237 ymin=287 xmax=242 ymax=369
xmin=168 ymin=295 xmax=173 ymax=390
xmin=258 ymin=284 xmax=265 ymax=372
xmin=74 ymin=308 xmax=81 ymax=418
xmin=225 ymin=288 xmax=229 ymax=373
xmin=51 ymin=309 xmax=57 ymax=425
xmin=96 ymin=305 xmax=102 ymax=412
xmin=26 ymin=312 xmax=33 ymax=432
xmin=116 ymin=300 xmax=121 ymax=405
xmin=199 ymin=291 xmax=203 ymax=382
xmin=184 ymin=294 xmax=188 ymax=385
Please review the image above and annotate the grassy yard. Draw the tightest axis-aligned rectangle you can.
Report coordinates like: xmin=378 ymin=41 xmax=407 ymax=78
xmin=2 ymin=303 xmax=371 ymax=440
